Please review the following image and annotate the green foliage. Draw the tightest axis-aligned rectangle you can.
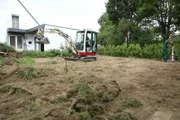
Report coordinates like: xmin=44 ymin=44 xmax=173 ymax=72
xmin=23 ymin=48 xmax=74 ymax=58
xmin=98 ymin=42 xmax=175 ymax=60
xmin=121 ymin=99 xmax=142 ymax=108
xmin=0 ymin=43 xmax=15 ymax=52
xmin=17 ymin=67 xmax=37 ymax=82
xmin=73 ymin=82 xmax=95 ymax=104
xmin=79 ymin=111 xmax=92 ymax=120
xmin=13 ymin=57 xmax=34 ymax=64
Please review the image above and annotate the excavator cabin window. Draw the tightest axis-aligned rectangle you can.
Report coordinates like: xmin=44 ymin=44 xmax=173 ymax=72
xmin=76 ymin=31 xmax=97 ymax=52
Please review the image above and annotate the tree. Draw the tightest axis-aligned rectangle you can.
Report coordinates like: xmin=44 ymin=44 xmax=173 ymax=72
xmin=136 ymin=0 xmax=180 ymax=40
xmin=106 ymin=0 xmax=139 ymax=24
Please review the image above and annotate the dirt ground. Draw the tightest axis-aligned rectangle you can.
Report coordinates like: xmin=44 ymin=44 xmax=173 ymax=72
xmin=0 ymin=55 xmax=180 ymax=120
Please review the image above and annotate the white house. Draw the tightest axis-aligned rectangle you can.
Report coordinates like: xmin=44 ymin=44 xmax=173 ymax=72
xmin=0 ymin=0 xmax=78 ymax=51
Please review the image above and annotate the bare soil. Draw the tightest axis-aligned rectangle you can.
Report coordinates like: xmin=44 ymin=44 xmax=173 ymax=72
xmin=0 ymin=56 xmax=180 ymax=120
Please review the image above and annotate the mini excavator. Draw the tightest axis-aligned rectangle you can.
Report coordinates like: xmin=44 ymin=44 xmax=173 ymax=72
xmin=36 ymin=28 xmax=97 ymax=61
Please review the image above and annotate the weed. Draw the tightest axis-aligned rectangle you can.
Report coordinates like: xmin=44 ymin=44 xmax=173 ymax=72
xmin=73 ymin=82 xmax=95 ymax=104
xmin=79 ymin=111 xmax=92 ymax=120
xmin=13 ymin=57 xmax=34 ymax=64
xmin=17 ymin=67 xmax=37 ymax=82
xmin=121 ymin=99 xmax=142 ymax=108
xmin=114 ymin=112 xmax=135 ymax=120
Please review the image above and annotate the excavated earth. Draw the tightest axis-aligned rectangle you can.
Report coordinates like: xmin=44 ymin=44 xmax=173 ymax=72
xmin=0 ymin=56 xmax=180 ymax=120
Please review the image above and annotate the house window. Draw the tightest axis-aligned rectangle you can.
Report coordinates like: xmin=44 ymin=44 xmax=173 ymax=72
xmin=10 ymin=36 xmax=16 ymax=47
xmin=17 ymin=36 xmax=23 ymax=49
xmin=12 ymin=15 xmax=19 ymax=29
xmin=9 ymin=35 xmax=23 ymax=50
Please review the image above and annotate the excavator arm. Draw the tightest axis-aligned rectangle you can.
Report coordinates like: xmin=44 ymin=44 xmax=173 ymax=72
xmin=36 ymin=28 xmax=78 ymax=55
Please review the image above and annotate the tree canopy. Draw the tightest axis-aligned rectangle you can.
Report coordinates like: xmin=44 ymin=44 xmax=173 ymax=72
xmin=98 ymin=0 xmax=180 ymax=46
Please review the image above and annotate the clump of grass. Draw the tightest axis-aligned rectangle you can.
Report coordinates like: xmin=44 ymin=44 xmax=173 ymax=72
xmin=17 ymin=67 xmax=37 ymax=82
xmin=13 ymin=57 xmax=34 ymax=64
xmin=0 ymin=42 xmax=15 ymax=52
xmin=79 ymin=111 xmax=92 ymax=120
xmin=121 ymin=99 xmax=142 ymax=108
xmin=0 ymin=84 xmax=14 ymax=92
xmin=73 ymin=82 xmax=95 ymax=104
xmin=0 ymin=56 xmax=4 ymax=64
xmin=29 ymin=103 xmax=41 ymax=112
xmin=114 ymin=112 xmax=135 ymax=120
xmin=47 ymin=60 xmax=57 ymax=64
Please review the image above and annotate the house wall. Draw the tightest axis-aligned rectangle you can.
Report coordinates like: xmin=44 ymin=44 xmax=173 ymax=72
xmin=25 ymin=34 xmax=40 ymax=51
xmin=0 ymin=0 xmax=37 ymax=43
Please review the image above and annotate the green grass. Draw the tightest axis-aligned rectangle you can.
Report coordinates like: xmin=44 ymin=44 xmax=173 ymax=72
xmin=114 ymin=112 xmax=135 ymax=120
xmin=0 ymin=84 xmax=14 ymax=93
xmin=121 ymin=99 xmax=142 ymax=108
xmin=79 ymin=111 xmax=92 ymax=120
xmin=13 ymin=57 xmax=35 ymax=64
xmin=0 ymin=42 xmax=15 ymax=52
xmin=47 ymin=60 xmax=57 ymax=64
xmin=73 ymin=82 xmax=95 ymax=104
xmin=0 ymin=56 xmax=4 ymax=64
xmin=17 ymin=67 xmax=37 ymax=82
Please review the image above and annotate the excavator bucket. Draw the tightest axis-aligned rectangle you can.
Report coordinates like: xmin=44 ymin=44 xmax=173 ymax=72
xmin=35 ymin=28 xmax=50 ymax=44
xmin=36 ymin=37 xmax=50 ymax=44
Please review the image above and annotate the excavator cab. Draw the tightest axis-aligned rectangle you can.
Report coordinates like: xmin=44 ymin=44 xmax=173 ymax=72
xmin=76 ymin=30 xmax=97 ymax=57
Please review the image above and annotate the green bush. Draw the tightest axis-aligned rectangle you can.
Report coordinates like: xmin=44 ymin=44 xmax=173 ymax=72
xmin=23 ymin=48 xmax=74 ymax=58
xmin=0 ymin=43 xmax=15 ymax=52
xmin=98 ymin=42 xmax=174 ymax=60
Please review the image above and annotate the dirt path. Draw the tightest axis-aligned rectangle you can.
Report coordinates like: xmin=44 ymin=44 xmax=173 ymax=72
xmin=0 ymin=56 xmax=180 ymax=120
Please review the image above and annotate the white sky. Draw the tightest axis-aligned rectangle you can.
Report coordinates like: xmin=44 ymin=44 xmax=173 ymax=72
xmin=19 ymin=0 xmax=108 ymax=32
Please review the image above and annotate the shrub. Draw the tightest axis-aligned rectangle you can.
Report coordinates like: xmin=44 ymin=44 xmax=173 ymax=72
xmin=98 ymin=43 xmax=169 ymax=60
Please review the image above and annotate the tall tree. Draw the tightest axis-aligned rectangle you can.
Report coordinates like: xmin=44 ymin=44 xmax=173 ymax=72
xmin=137 ymin=0 xmax=180 ymax=40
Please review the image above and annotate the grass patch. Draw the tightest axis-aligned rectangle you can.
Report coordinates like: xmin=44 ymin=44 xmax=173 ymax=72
xmin=121 ymin=99 xmax=142 ymax=108
xmin=17 ymin=67 xmax=37 ymax=82
xmin=79 ymin=111 xmax=92 ymax=120
xmin=0 ymin=42 xmax=15 ymax=52
xmin=0 ymin=84 xmax=14 ymax=92
xmin=73 ymin=82 xmax=95 ymax=104
xmin=29 ymin=103 xmax=41 ymax=112
xmin=13 ymin=57 xmax=34 ymax=64
xmin=0 ymin=56 xmax=4 ymax=64
xmin=114 ymin=112 xmax=135 ymax=120
xmin=47 ymin=60 xmax=57 ymax=64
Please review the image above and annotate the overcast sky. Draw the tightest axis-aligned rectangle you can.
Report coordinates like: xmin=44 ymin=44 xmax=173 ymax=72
xmin=19 ymin=0 xmax=108 ymax=32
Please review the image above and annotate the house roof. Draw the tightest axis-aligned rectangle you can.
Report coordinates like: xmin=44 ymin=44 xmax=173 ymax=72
xmin=7 ymin=24 xmax=45 ymax=34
